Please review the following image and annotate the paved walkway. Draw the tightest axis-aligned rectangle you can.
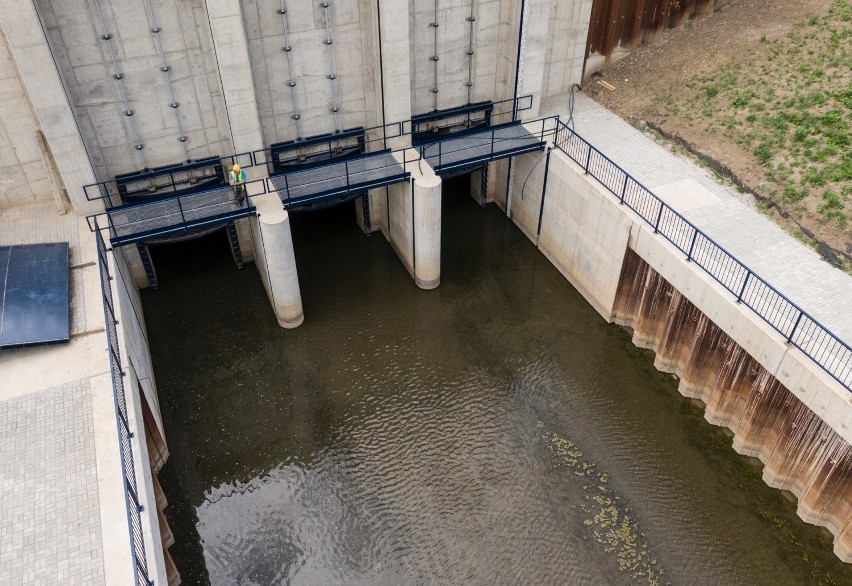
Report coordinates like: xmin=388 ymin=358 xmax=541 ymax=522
xmin=0 ymin=379 xmax=105 ymax=585
xmin=0 ymin=203 xmax=114 ymax=584
xmin=541 ymin=93 xmax=852 ymax=344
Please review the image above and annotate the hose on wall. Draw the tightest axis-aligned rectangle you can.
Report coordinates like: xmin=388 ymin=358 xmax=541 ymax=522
xmin=278 ymin=0 xmax=303 ymax=139
xmin=321 ymin=1 xmax=342 ymax=134
xmin=429 ymin=0 xmax=439 ymax=111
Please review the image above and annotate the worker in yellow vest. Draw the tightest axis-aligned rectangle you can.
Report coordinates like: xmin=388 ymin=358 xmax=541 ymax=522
xmin=229 ymin=164 xmax=247 ymax=207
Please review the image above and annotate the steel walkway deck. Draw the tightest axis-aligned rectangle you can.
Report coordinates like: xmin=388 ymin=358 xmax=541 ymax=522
xmin=419 ymin=122 xmax=548 ymax=173
xmin=99 ymin=120 xmax=554 ymax=246
xmin=105 ymin=185 xmax=255 ymax=246
xmin=268 ymin=151 xmax=409 ymax=209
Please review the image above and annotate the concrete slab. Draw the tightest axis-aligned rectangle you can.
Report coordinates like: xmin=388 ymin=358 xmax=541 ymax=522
xmin=653 ymin=178 xmax=721 ymax=213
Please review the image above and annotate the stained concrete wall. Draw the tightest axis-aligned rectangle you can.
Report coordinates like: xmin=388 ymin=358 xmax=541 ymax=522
xmin=0 ymin=29 xmax=51 ymax=207
xmin=509 ymin=144 xmax=852 ymax=560
xmin=35 ymin=0 xmax=233 ymax=180
xmin=542 ymin=0 xmax=592 ymax=98
xmin=114 ymin=245 xmax=166 ymax=442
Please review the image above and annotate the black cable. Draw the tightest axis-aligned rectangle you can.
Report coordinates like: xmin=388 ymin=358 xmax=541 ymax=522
xmin=519 ymin=146 xmax=552 ymax=201
xmin=567 ymin=83 xmax=581 ymax=130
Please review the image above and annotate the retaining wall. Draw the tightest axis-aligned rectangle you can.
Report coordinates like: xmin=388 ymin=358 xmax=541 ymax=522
xmin=508 ymin=146 xmax=852 ymax=561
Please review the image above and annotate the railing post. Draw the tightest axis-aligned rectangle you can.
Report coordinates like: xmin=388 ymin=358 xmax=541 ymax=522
xmin=653 ymin=202 xmax=664 ymax=234
xmin=176 ymin=196 xmax=186 ymax=224
xmin=787 ymin=310 xmax=804 ymax=344
xmin=620 ymin=174 xmax=628 ymax=205
xmin=584 ymin=145 xmax=591 ymax=174
xmin=736 ymin=270 xmax=751 ymax=303
xmin=283 ymin=173 xmax=290 ymax=200
xmin=345 ymin=161 xmax=350 ymax=192
xmin=686 ymin=230 xmax=698 ymax=262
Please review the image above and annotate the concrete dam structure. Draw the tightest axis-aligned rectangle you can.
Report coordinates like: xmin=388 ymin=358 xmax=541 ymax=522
xmin=0 ymin=0 xmax=850 ymax=584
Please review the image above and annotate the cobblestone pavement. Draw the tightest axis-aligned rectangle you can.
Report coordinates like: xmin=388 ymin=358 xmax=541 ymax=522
xmin=0 ymin=378 xmax=105 ymax=585
xmin=541 ymin=93 xmax=852 ymax=343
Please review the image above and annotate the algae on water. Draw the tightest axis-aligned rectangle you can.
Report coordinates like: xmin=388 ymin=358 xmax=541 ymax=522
xmin=539 ymin=424 xmax=668 ymax=586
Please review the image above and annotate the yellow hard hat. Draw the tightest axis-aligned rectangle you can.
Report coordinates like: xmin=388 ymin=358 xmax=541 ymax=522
xmin=232 ymin=164 xmax=240 ymax=172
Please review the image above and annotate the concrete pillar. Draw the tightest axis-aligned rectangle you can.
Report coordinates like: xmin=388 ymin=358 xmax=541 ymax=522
xmin=386 ymin=150 xmax=442 ymax=289
xmin=413 ymin=169 xmax=442 ymax=290
xmin=0 ymin=0 xmax=99 ymax=215
xmin=207 ymin=0 xmax=265 ymax=154
xmin=251 ymin=193 xmax=303 ymax=328
xmin=234 ymin=217 xmax=256 ymax=263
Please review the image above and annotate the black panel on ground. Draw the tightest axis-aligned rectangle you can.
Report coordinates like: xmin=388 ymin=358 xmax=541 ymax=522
xmin=0 ymin=243 xmax=70 ymax=349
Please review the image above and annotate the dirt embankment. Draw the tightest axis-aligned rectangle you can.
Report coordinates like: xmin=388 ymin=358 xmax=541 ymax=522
xmin=587 ymin=0 xmax=852 ymax=271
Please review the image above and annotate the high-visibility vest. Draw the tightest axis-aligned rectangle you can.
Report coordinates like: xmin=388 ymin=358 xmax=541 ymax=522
xmin=229 ymin=170 xmax=246 ymax=190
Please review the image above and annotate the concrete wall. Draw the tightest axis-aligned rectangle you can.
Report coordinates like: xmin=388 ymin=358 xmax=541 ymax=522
xmin=0 ymin=29 xmax=51 ymax=207
xmin=35 ymin=0 xmax=233 ymax=179
xmin=106 ymin=245 xmax=168 ymax=585
xmin=114 ymin=246 xmax=166 ymax=441
xmin=510 ymin=145 xmax=634 ymax=318
xmin=541 ymin=0 xmax=592 ymax=98
xmin=509 ymin=144 xmax=852 ymax=560
xmin=242 ymin=0 xmax=380 ymax=146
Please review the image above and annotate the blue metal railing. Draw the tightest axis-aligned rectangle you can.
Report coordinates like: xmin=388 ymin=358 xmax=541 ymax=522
xmin=419 ymin=115 xmax=558 ymax=173
xmin=94 ymin=221 xmax=154 ymax=586
xmin=552 ymin=121 xmax=852 ymax=392
xmin=87 ymin=178 xmax=264 ymax=246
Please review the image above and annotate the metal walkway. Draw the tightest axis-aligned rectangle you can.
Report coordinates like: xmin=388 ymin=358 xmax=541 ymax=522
xmin=103 ymin=184 xmax=256 ymax=246
xmin=267 ymin=150 xmax=410 ymax=210
xmin=94 ymin=118 xmax=556 ymax=246
xmin=418 ymin=121 xmax=550 ymax=174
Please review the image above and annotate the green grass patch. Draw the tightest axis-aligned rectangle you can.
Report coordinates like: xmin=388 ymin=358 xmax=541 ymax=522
xmin=659 ymin=0 xmax=852 ymax=241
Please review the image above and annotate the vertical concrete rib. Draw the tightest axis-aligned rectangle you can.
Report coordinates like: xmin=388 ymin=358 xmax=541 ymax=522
xmin=277 ymin=0 xmax=302 ymax=139
xmin=206 ymin=0 xmax=265 ymax=154
xmin=321 ymin=1 xmax=341 ymax=133
xmin=141 ymin=0 xmax=190 ymax=161
xmin=0 ymin=0 xmax=98 ymax=213
xmin=93 ymin=0 xmax=147 ymax=169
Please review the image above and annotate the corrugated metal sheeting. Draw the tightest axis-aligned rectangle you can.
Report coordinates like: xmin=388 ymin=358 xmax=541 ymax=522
xmin=586 ymin=0 xmax=715 ymax=61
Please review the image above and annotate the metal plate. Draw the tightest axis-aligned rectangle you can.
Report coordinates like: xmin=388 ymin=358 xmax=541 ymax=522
xmin=0 ymin=243 xmax=70 ymax=349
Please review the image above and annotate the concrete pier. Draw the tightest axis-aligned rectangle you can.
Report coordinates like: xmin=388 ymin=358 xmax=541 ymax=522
xmin=251 ymin=193 xmax=304 ymax=329
xmin=413 ymin=167 xmax=442 ymax=290
xmin=386 ymin=150 xmax=442 ymax=289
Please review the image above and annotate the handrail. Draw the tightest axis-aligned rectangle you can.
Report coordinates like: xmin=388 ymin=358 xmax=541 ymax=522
xmin=552 ymin=120 xmax=852 ymax=392
xmin=420 ymin=116 xmax=558 ymax=172
xmin=268 ymin=148 xmax=414 ymax=206
xmin=83 ymin=150 xmax=256 ymax=204
xmin=93 ymin=220 xmax=154 ymax=586
xmin=86 ymin=178 xmax=264 ymax=246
